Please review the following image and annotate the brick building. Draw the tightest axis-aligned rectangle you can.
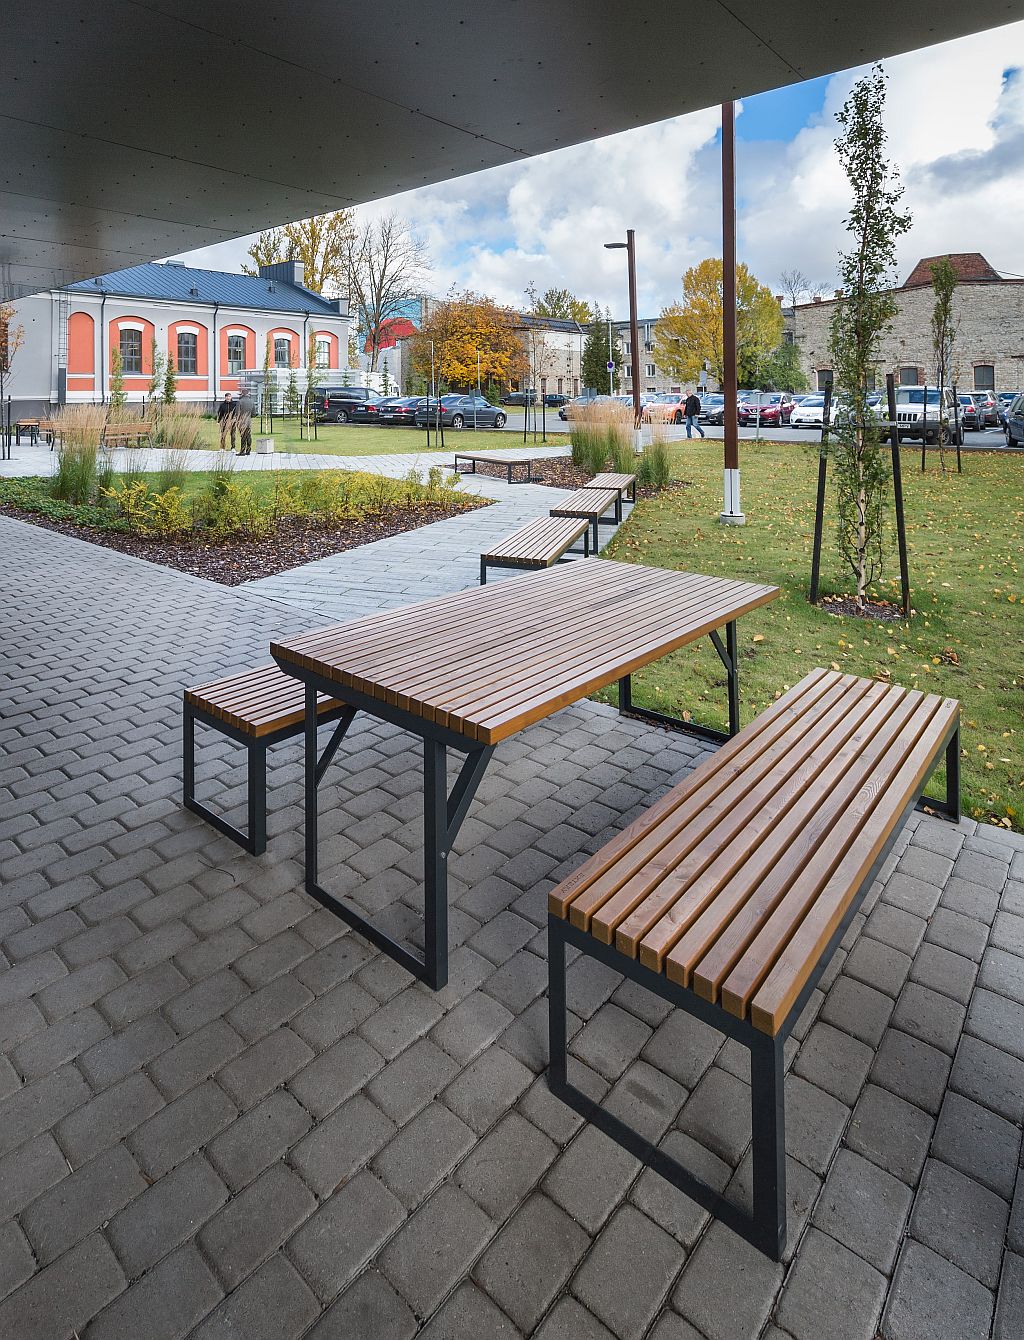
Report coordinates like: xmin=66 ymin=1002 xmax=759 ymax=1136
xmin=790 ymin=252 xmax=1024 ymax=394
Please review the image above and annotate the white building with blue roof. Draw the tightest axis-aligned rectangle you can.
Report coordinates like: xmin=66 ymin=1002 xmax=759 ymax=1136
xmin=4 ymin=260 xmax=352 ymax=416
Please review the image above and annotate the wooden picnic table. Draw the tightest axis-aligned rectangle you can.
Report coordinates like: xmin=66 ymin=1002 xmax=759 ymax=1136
xmin=271 ymin=558 xmax=779 ymax=989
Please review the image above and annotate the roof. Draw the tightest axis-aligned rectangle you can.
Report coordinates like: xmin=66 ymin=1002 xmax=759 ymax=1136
xmin=67 ymin=262 xmax=345 ymax=316
xmin=902 ymin=253 xmax=1003 ymax=288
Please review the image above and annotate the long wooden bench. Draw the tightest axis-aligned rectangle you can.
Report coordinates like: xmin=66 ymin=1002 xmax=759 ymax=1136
xmin=547 ymin=668 xmax=960 ymax=1259
xmin=452 ymin=451 xmax=536 ymax=484
xmin=183 ymin=665 xmax=354 ymax=854
xmin=585 ymin=471 xmax=637 ymax=504
xmin=479 ymin=515 xmax=591 ymax=584
xmin=549 ymin=486 xmax=622 ymax=551
xmin=102 ymin=419 xmax=155 ymax=448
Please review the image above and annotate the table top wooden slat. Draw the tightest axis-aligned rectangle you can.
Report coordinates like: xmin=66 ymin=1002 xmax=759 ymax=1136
xmin=271 ymin=559 xmax=778 ymax=746
xmin=548 ymin=669 xmax=958 ymax=1034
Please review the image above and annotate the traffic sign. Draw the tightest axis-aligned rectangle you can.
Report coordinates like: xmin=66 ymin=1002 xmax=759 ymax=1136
xmin=606 ymin=361 xmax=614 ymax=371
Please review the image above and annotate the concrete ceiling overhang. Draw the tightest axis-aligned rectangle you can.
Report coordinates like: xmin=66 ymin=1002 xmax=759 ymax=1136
xmin=2 ymin=0 xmax=1022 ymax=298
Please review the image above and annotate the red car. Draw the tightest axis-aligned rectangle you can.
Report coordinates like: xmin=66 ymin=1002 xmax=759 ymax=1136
xmin=741 ymin=393 xmax=795 ymax=427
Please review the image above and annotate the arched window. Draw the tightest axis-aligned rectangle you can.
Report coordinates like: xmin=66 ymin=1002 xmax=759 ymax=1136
xmin=974 ymin=364 xmax=995 ymax=391
xmin=274 ymin=337 xmax=291 ymax=368
xmin=119 ymin=327 xmax=143 ymax=374
xmin=176 ymin=331 xmax=198 ymax=376
xmin=227 ymin=334 xmax=246 ymax=374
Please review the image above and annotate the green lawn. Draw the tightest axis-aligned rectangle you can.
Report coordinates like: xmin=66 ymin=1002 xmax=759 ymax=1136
xmin=600 ymin=440 xmax=1023 ymax=831
xmin=195 ymin=413 xmax=567 ymax=457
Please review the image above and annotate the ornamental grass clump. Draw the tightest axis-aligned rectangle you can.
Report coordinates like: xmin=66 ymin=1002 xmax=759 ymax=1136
xmin=156 ymin=402 xmax=207 ymax=453
xmin=50 ymin=406 xmax=106 ymax=503
xmin=570 ymin=401 xmax=633 ymax=477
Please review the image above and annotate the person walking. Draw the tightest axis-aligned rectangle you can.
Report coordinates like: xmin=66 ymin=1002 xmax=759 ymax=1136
xmin=216 ymin=391 xmax=235 ymax=449
xmin=683 ymin=390 xmax=705 ymax=439
xmin=235 ymin=390 xmax=255 ymax=455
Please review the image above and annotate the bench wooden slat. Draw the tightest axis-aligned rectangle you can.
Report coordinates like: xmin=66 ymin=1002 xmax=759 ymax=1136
xmin=482 ymin=515 xmax=589 ymax=567
xmin=585 ymin=472 xmax=636 ymax=493
xmin=550 ymin=487 xmax=620 ymax=520
xmin=549 ymin=668 xmax=957 ymax=1034
xmin=186 ymin=664 xmax=342 ymax=737
xmin=455 ymin=451 xmax=531 ymax=466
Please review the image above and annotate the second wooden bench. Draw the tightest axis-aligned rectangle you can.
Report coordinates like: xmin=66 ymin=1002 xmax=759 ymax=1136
xmin=479 ymin=515 xmax=591 ymax=583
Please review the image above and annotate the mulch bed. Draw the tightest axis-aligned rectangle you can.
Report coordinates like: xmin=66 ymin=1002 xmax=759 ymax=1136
xmin=818 ymin=594 xmax=910 ymax=622
xmin=0 ymin=498 xmax=486 ymax=586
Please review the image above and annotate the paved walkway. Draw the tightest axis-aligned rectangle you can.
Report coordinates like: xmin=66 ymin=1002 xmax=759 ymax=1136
xmin=1 ymin=512 xmax=1022 ymax=1340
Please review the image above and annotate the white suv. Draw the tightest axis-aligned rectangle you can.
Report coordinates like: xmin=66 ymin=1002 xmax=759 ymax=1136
xmin=892 ymin=387 xmax=962 ymax=444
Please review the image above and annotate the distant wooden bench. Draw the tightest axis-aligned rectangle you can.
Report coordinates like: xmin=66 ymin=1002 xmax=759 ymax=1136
xmin=14 ymin=418 xmax=40 ymax=445
xmin=479 ymin=515 xmax=591 ymax=584
xmin=183 ymin=665 xmax=354 ymax=854
xmin=549 ymin=486 xmax=622 ymax=551
xmin=547 ymin=668 xmax=960 ymax=1259
xmin=102 ymin=419 xmax=155 ymax=448
xmin=452 ymin=451 xmax=536 ymax=484
xmin=585 ymin=471 xmax=637 ymax=504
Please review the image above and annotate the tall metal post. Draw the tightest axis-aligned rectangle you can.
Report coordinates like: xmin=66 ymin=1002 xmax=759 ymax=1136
xmin=626 ymin=230 xmax=642 ymax=428
xmin=607 ymin=315 xmax=614 ymax=396
xmin=720 ymin=100 xmax=744 ymax=524
xmin=886 ymin=372 xmax=912 ymax=617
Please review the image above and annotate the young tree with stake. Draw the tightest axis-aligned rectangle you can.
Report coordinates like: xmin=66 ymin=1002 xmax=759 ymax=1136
xmin=930 ymin=256 xmax=960 ymax=473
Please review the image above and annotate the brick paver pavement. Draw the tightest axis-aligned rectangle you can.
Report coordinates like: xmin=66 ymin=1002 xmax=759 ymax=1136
xmin=1 ymin=511 xmax=1022 ymax=1340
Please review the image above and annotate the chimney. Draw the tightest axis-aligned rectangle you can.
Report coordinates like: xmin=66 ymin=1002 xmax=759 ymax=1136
xmin=258 ymin=261 xmax=305 ymax=288
xmin=775 ymin=295 xmax=783 ymax=305
xmin=812 ymin=295 xmax=822 ymax=304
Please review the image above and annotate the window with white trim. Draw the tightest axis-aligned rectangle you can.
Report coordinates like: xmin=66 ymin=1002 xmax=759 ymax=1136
xmin=119 ymin=328 xmax=142 ymax=374
xmin=176 ymin=331 xmax=197 ymax=376
xmin=274 ymin=337 xmax=291 ymax=368
xmin=315 ymin=338 xmax=331 ymax=368
xmin=227 ymin=334 xmax=246 ymax=374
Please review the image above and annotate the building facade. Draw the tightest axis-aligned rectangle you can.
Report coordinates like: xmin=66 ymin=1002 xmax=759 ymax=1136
xmin=790 ymin=253 xmax=1024 ymax=393
xmin=5 ymin=261 xmax=351 ymax=416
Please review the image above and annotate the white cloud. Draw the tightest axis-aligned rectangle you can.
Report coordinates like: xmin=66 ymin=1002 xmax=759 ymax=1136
xmin=174 ymin=21 xmax=1024 ymax=313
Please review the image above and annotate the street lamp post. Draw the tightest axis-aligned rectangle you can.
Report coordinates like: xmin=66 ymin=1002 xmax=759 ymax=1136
xmin=605 ymin=229 xmax=642 ymax=428
xmin=720 ymin=101 xmax=745 ymax=524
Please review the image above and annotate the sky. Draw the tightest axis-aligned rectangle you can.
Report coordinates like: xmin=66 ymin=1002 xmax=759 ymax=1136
xmin=175 ymin=21 xmax=1024 ymax=319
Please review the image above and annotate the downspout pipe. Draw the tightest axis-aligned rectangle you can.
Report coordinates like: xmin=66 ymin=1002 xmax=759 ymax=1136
xmin=212 ymin=301 xmax=219 ymax=410
xmin=100 ymin=291 xmax=108 ymax=405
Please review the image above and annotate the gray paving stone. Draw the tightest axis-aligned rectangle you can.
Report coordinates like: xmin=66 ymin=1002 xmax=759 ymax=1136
xmin=305 ymin=1269 xmax=418 ymax=1340
xmin=776 ymin=1227 xmax=886 ymax=1340
xmin=909 ymin=940 xmax=978 ymax=1006
xmin=199 ymin=1162 xmax=316 ymax=1289
xmin=843 ymin=936 xmax=913 ymax=998
xmin=910 ymin=1158 xmax=1009 ymax=1288
xmin=535 ymin=1297 xmax=618 ymax=1340
xmin=811 ymin=1148 xmax=913 ymax=1273
xmin=150 ymin=1018 xmax=244 ymax=1099
xmin=995 ymin=1252 xmax=1024 ymax=1340
xmin=0 ymin=1232 xmax=125 ymax=1340
xmin=217 ymin=1025 xmax=313 ymax=1109
xmin=128 ymin=1080 xmax=237 ymax=1179
xmin=846 ymin=1083 xmax=934 ymax=1184
xmin=783 ymin=1074 xmax=850 ymax=1175
xmin=672 ymin=1220 xmax=784 ymax=1340
xmin=891 ymin=981 xmax=967 ymax=1056
xmin=207 ymin=1090 xmax=312 ymax=1190
xmin=0 ymin=1064 xmax=91 ymax=1159
xmin=430 ymin=990 xmax=514 ymax=1064
xmin=793 ymin=1022 xmax=874 ymax=1107
xmin=571 ymin=1002 xmax=654 ymax=1082
xmin=443 ymin=1045 xmax=534 ymax=1134
xmin=79 ymin=1014 xmax=176 ymax=1091
xmin=882 ymin=1241 xmax=994 ymax=1340
xmin=21 ymin=1144 xmax=148 ymax=1266
xmin=820 ymin=976 xmax=894 ymax=1048
xmin=629 ymin=1129 xmax=731 ymax=1250
xmin=980 ymin=946 xmax=1024 ymax=1004
xmin=926 ymin=906 xmax=990 ymax=962
xmin=85 ymin=1243 xmax=223 ymax=1340
xmin=473 ymin=1191 xmax=590 ymax=1332
xmin=865 ymin=902 xmax=927 ymax=957
xmin=931 ymin=1091 xmax=1021 ymax=1198
xmin=954 ymin=848 xmax=1010 ymax=891
xmin=0 ymin=1132 xmax=70 ymax=1220
xmin=950 ymin=1033 xmax=1024 ymax=1124
xmin=646 ymin=1315 xmax=705 ymax=1340
xmin=56 ymin=1071 xmax=164 ymax=1166
xmin=290 ymin=979 xmax=379 ymax=1049
xmin=374 ymin=1102 xmax=477 ymax=1209
xmin=418 ymin=1281 xmax=521 ymax=1339
xmin=367 ymin=1039 xmax=461 ymax=1126
xmin=189 ymin=1253 xmax=320 ymax=1340
xmin=571 ymin=1203 xmax=681 ymax=1340
xmin=358 ymin=985 xmax=445 ymax=1059
xmin=289 ymin=1093 xmax=397 ymax=1197
xmin=37 ymin=959 xmax=126 ymax=1023
xmin=380 ymin=1183 xmax=495 ymax=1318
xmin=287 ymin=1171 xmax=406 ymax=1302
xmin=107 ymin=1153 xmax=228 ymax=1278
xmin=456 ymin=1109 xmax=558 ymax=1220
xmin=675 ymin=1066 xmax=751 ymax=1164
xmin=941 ymin=875 xmax=1002 ymax=923
xmin=0 ymin=1220 xmax=35 ymax=1302
xmin=968 ymin=986 xmax=1024 ymax=1059
xmin=870 ymin=1028 xmax=952 ymax=1113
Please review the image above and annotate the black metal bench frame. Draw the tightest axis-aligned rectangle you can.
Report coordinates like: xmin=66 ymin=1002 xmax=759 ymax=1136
xmin=182 ymin=697 xmax=354 ymax=855
xmin=619 ymin=620 xmax=739 ymax=745
xmin=548 ymin=719 xmax=960 ymax=1260
xmin=550 ymin=492 xmax=623 ymax=553
xmin=454 ymin=453 xmax=533 ymax=484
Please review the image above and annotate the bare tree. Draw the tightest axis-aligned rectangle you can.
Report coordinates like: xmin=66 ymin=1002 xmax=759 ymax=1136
xmin=345 ymin=214 xmax=428 ymax=371
xmin=780 ymin=269 xmax=833 ymax=307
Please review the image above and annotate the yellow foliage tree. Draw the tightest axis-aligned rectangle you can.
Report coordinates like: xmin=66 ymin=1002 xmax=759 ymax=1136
xmin=653 ymin=258 xmax=783 ymax=387
xmin=409 ymin=292 xmax=528 ymax=390
xmin=243 ymin=211 xmax=356 ymax=295
xmin=0 ymin=300 xmax=25 ymax=407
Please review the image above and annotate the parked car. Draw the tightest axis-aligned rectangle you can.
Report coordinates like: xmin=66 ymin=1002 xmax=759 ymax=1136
xmin=974 ymin=390 xmax=998 ymax=426
xmin=790 ymin=395 xmax=828 ymax=428
xmin=1004 ymin=393 xmax=1024 ymax=447
xmin=500 ymin=390 xmax=536 ymax=406
xmin=892 ymin=387 xmax=963 ymax=443
xmin=543 ymin=393 xmax=569 ymax=407
xmin=643 ymin=394 xmax=689 ymax=424
xmin=558 ymin=394 xmax=618 ymax=421
xmin=698 ymin=393 xmax=725 ymax=423
xmin=996 ymin=391 xmax=1020 ymax=427
xmin=703 ymin=394 xmax=753 ymax=425
xmin=414 ymin=394 xmax=507 ymax=429
xmin=376 ymin=395 xmax=424 ymax=426
xmin=316 ymin=386 xmax=381 ymax=423
xmin=956 ymin=394 xmax=982 ymax=431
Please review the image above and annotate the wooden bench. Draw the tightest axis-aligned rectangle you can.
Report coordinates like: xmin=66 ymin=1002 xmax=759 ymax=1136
xmin=547 ymin=668 xmax=960 ymax=1259
xmin=585 ymin=471 xmax=636 ymax=504
xmin=102 ymin=419 xmax=155 ymax=448
xmin=452 ymin=451 xmax=536 ymax=484
xmin=549 ymin=486 xmax=622 ymax=551
xmin=14 ymin=418 xmax=40 ymax=445
xmin=479 ymin=515 xmax=591 ymax=584
xmin=183 ymin=664 xmax=354 ymax=854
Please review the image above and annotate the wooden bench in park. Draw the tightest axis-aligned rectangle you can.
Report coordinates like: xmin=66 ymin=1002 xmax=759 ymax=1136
xmin=452 ymin=451 xmax=536 ymax=484
xmin=479 ymin=515 xmax=591 ymax=584
xmin=547 ymin=667 xmax=960 ymax=1259
xmin=549 ymin=485 xmax=623 ymax=551
xmin=102 ymin=418 xmax=155 ymax=448
xmin=14 ymin=418 xmax=41 ymax=445
xmin=183 ymin=664 xmax=354 ymax=854
xmin=585 ymin=471 xmax=637 ymax=504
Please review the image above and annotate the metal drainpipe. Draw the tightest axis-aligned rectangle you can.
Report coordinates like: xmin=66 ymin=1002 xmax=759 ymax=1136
xmin=212 ymin=302 xmax=219 ymax=410
xmin=99 ymin=292 xmax=107 ymax=405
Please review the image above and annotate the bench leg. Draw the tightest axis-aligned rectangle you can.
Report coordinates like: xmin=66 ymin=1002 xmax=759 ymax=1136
xmin=750 ymin=1032 xmax=787 ymax=1259
xmin=479 ymin=557 xmax=487 ymax=585
xmin=247 ymin=744 xmax=268 ymax=855
xmin=591 ymin=518 xmax=599 ymax=553
xmin=182 ymin=706 xmax=267 ymax=855
xmin=946 ymin=726 xmax=961 ymax=823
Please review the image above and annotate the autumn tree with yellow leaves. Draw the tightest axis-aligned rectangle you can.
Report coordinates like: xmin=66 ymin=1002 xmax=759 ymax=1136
xmin=653 ymin=258 xmax=783 ymax=388
xmin=243 ymin=212 xmax=355 ymax=295
xmin=409 ymin=292 xmax=528 ymax=391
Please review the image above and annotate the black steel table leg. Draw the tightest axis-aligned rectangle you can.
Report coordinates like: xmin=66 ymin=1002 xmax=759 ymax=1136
xmin=423 ymin=739 xmax=448 ymax=989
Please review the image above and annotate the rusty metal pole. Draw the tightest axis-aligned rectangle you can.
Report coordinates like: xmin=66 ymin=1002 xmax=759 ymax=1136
xmin=720 ymin=100 xmax=744 ymax=524
xmin=626 ymin=230 xmax=642 ymax=430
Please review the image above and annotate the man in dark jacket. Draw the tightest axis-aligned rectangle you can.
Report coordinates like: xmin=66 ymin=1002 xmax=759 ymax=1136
xmin=216 ymin=392 xmax=235 ymax=449
xmin=684 ymin=391 xmax=705 ymax=439
xmin=234 ymin=391 xmax=255 ymax=455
